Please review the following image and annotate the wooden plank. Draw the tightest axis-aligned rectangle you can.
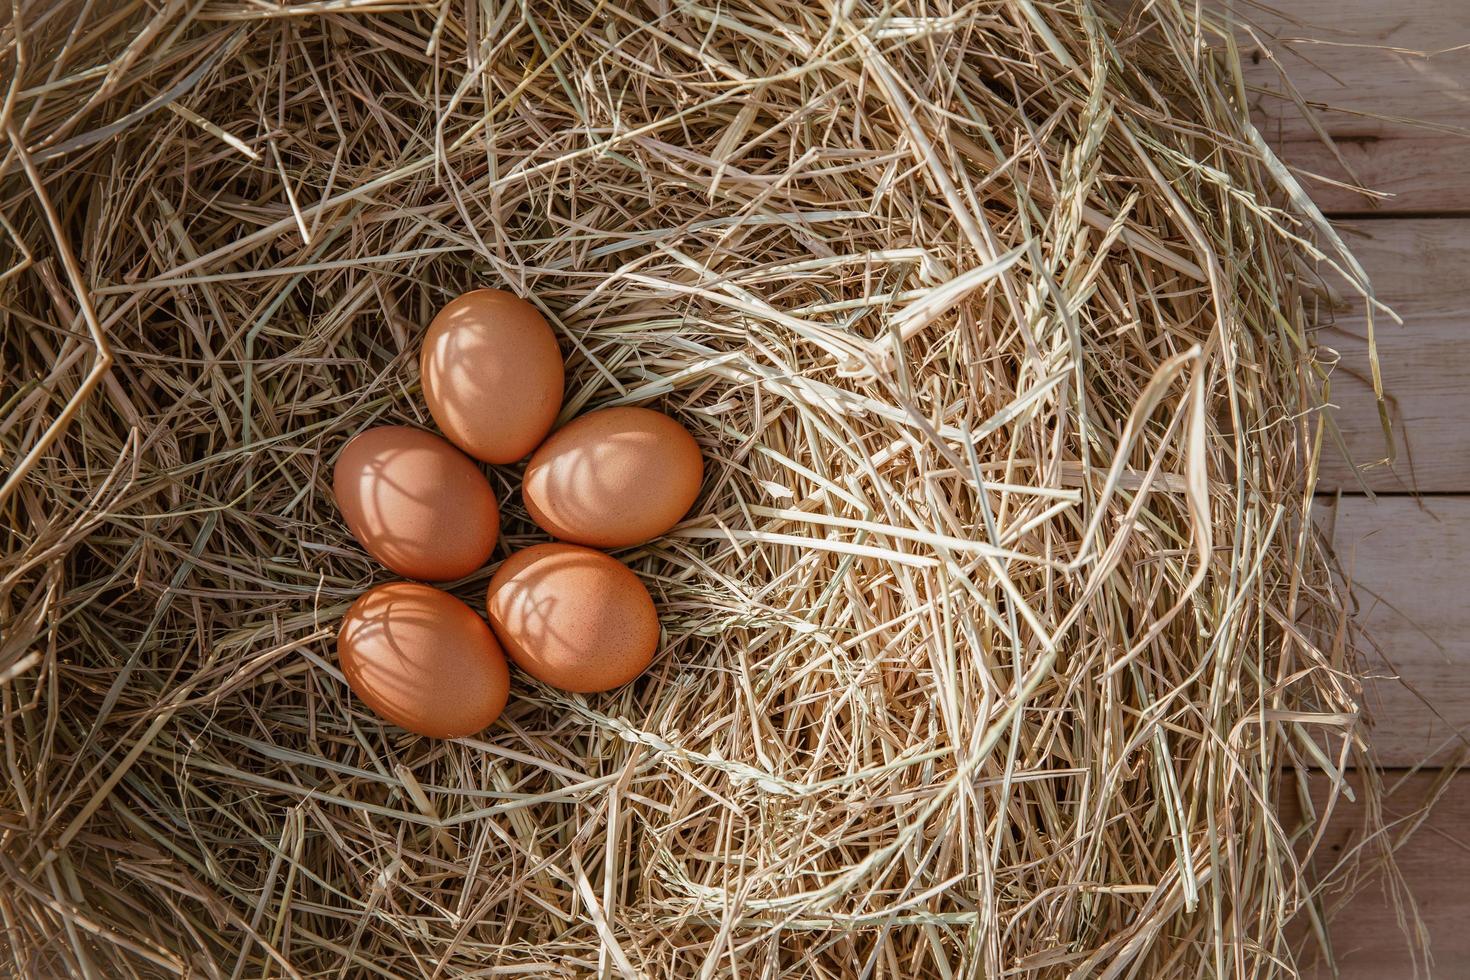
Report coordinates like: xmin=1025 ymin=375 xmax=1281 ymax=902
xmin=1318 ymin=219 xmax=1470 ymax=492
xmin=1321 ymin=495 xmax=1470 ymax=767
xmin=1237 ymin=0 xmax=1470 ymax=213
xmin=1284 ymin=769 xmax=1465 ymax=978
xmin=1253 ymin=135 xmax=1470 ymax=216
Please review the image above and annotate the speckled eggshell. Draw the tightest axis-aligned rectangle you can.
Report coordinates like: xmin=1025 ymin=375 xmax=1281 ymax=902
xmin=332 ymin=426 xmax=500 ymax=582
xmin=522 ymin=406 xmax=703 ymax=549
xmin=485 ymin=543 xmax=660 ymax=693
xmin=337 ymin=582 xmax=510 ymax=738
xmin=420 ymin=289 xmax=565 ymax=464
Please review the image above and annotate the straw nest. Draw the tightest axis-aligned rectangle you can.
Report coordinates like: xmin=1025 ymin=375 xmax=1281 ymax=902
xmin=1 ymin=1 xmax=1391 ymax=976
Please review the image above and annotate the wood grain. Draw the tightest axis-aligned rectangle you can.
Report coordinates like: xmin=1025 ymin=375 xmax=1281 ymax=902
xmin=1284 ymin=769 xmax=1465 ymax=979
xmin=1237 ymin=0 xmax=1470 ymax=213
xmin=1322 ymin=495 xmax=1470 ymax=766
xmin=1316 ymin=220 xmax=1470 ymax=492
xmin=1232 ymin=3 xmax=1470 ymax=976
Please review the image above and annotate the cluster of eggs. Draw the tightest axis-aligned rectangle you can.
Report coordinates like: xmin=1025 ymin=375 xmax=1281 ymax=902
xmin=331 ymin=290 xmax=703 ymax=738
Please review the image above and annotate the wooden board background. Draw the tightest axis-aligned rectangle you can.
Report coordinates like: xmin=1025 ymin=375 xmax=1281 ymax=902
xmin=1239 ymin=0 xmax=1470 ymax=974
xmin=1315 ymin=221 xmax=1470 ymax=494
xmin=1283 ymin=771 xmax=1468 ymax=979
xmin=1242 ymin=0 xmax=1470 ymax=214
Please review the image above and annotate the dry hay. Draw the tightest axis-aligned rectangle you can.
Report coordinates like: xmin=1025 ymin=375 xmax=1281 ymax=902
xmin=0 ymin=1 xmax=1392 ymax=976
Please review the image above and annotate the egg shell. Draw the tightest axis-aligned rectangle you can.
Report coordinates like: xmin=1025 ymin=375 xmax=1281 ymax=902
xmin=337 ymin=582 xmax=510 ymax=738
xmin=485 ymin=543 xmax=659 ymax=693
xmin=333 ymin=426 xmax=500 ymax=582
xmin=420 ymin=289 xmax=565 ymax=464
xmin=522 ymin=406 xmax=703 ymax=549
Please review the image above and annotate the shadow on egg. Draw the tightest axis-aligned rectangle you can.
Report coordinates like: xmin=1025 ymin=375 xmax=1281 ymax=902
xmin=332 ymin=426 xmax=499 ymax=582
xmin=339 ymin=591 xmax=440 ymax=720
xmin=486 ymin=543 xmax=659 ymax=693
xmin=523 ymin=407 xmax=703 ymax=549
xmin=420 ymin=289 xmax=565 ymax=464
xmin=338 ymin=582 xmax=510 ymax=738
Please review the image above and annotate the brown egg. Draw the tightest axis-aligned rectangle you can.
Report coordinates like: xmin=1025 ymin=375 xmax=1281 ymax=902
xmin=522 ymin=406 xmax=703 ymax=549
xmin=420 ymin=289 xmax=565 ymax=464
xmin=486 ymin=543 xmax=659 ymax=693
xmin=333 ymin=426 xmax=500 ymax=582
xmin=337 ymin=582 xmax=510 ymax=738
